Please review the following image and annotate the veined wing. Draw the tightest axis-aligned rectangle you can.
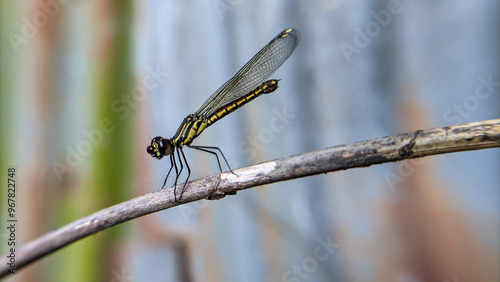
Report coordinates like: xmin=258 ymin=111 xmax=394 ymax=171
xmin=194 ymin=28 xmax=300 ymax=117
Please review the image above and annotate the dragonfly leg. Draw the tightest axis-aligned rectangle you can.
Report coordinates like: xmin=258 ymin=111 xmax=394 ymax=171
xmin=173 ymin=147 xmax=187 ymax=202
xmin=189 ymin=145 xmax=238 ymax=199
xmin=177 ymin=147 xmax=191 ymax=202
xmin=189 ymin=145 xmax=237 ymax=176
xmin=162 ymin=153 xmax=175 ymax=189
xmin=168 ymin=149 xmax=180 ymax=201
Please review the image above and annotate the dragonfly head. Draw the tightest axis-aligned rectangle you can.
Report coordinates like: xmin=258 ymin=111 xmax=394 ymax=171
xmin=147 ymin=136 xmax=174 ymax=159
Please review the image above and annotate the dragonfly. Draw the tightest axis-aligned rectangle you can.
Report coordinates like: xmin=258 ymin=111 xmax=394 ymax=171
xmin=147 ymin=28 xmax=300 ymax=201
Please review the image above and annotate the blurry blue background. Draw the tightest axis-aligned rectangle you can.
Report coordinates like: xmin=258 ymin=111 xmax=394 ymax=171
xmin=1 ymin=0 xmax=499 ymax=281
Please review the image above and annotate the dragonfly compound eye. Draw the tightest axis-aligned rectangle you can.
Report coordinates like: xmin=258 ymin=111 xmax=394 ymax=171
xmin=146 ymin=145 xmax=155 ymax=155
xmin=148 ymin=136 xmax=174 ymax=159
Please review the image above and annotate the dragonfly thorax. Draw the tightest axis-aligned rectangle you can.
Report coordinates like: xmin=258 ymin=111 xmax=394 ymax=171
xmin=147 ymin=136 xmax=174 ymax=159
xmin=169 ymin=114 xmax=208 ymax=148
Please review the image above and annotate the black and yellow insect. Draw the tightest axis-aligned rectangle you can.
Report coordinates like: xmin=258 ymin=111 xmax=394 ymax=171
xmin=147 ymin=28 xmax=300 ymax=201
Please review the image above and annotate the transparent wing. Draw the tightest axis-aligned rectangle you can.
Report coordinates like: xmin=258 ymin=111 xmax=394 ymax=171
xmin=194 ymin=28 xmax=300 ymax=117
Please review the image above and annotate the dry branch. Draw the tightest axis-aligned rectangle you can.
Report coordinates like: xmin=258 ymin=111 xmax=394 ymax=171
xmin=1 ymin=119 xmax=499 ymax=277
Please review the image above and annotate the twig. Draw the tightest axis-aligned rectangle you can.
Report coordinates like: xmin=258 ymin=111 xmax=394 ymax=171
xmin=1 ymin=119 xmax=499 ymax=277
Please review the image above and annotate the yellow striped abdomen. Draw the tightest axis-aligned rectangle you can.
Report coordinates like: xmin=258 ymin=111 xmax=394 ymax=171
xmin=207 ymin=79 xmax=279 ymax=126
xmin=171 ymin=79 xmax=279 ymax=146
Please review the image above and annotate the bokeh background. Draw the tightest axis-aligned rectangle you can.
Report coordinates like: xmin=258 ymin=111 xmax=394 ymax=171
xmin=1 ymin=0 xmax=499 ymax=281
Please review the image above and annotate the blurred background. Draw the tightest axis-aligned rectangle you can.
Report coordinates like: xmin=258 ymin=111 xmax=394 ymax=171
xmin=1 ymin=0 xmax=499 ymax=281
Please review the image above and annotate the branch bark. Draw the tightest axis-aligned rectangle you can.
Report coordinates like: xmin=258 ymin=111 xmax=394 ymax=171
xmin=1 ymin=119 xmax=499 ymax=277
